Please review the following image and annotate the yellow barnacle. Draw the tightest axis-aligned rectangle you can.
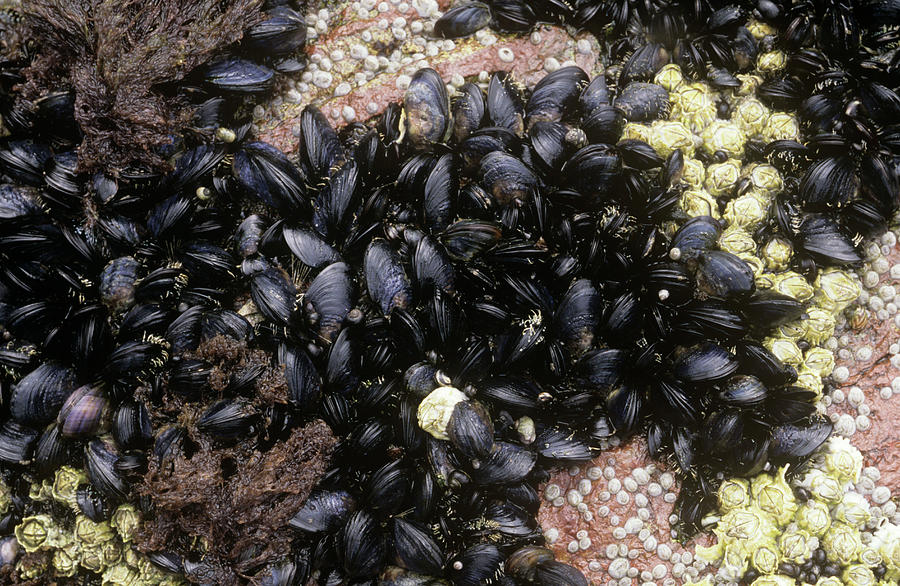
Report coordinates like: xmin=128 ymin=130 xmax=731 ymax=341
xmin=51 ymin=466 xmax=87 ymax=510
xmin=762 ymin=111 xmax=800 ymax=142
xmin=750 ymin=538 xmax=782 ymax=574
xmin=803 ymin=308 xmax=836 ymax=345
xmin=672 ymin=83 xmax=717 ymax=132
xmin=736 ymin=253 xmax=765 ymax=278
xmin=794 ymin=368 xmax=824 ymax=398
xmin=80 ymin=543 xmax=105 ymax=573
xmin=750 ymin=574 xmax=797 ymax=586
xmin=737 ymin=73 xmax=764 ymax=96
xmin=762 ymin=237 xmax=793 ymax=272
xmin=719 ymin=506 xmax=779 ymax=549
xmin=681 ymin=157 xmax=707 ymax=188
xmin=52 ymin=538 xmax=81 ymax=578
xmin=74 ymin=515 xmax=115 ymax=547
xmin=15 ymin=515 xmax=57 ymax=552
xmin=417 ymin=386 xmax=466 ymax=440
xmin=101 ymin=562 xmax=141 ymax=586
xmin=758 ymin=50 xmax=787 ymax=73
xmin=843 ymin=563 xmax=877 ymax=586
xmin=872 ymin=522 xmax=900 ymax=580
xmin=718 ymin=226 xmax=756 ymax=256
xmin=654 ymin=63 xmax=684 ymax=92
xmin=724 ymin=192 xmax=768 ymax=228
xmin=750 ymin=467 xmax=797 ymax=527
xmin=764 ymin=337 xmax=803 ymax=366
xmin=756 ymin=272 xmax=777 ymax=290
xmin=835 ymin=492 xmax=872 ymax=529
xmin=110 ymin=504 xmax=141 ymax=543
xmin=815 ymin=268 xmax=861 ymax=313
xmin=621 ymin=121 xmax=652 ymax=143
xmin=731 ymin=97 xmax=770 ymax=137
xmin=801 ymin=468 xmax=843 ymax=505
xmin=701 ymin=120 xmax=746 ymax=158
xmin=744 ymin=163 xmax=783 ymax=196
xmin=0 ymin=478 xmax=10 ymax=516
xmin=803 ymin=346 xmax=835 ymax=377
xmin=777 ymin=318 xmax=806 ymax=341
xmin=16 ymin=550 xmax=49 ymax=580
xmin=704 ymin=158 xmax=742 ymax=196
xmin=747 ymin=19 xmax=777 ymax=39
xmin=796 ymin=499 xmax=832 ymax=537
xmin=718 ymin=478 xmax=750 ymax=511
xmin=680 ymin=189 xmax=719 ymax=218
xmin=779 ymin=526 xmax=815 ymax=564
xmin=100 ymin=538 xmax=122 ymax=567
xmin=649 ymin=120 xmax=695 ymax=157
xmin=824 ymin=435 xmax=864 ymax=485
xmin=772 ymin=271 xmax=815 ymax=302
xmin=815 ymin=578 xmax=843 ymax=586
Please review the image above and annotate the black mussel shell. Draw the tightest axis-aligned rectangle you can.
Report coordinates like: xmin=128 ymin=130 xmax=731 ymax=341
xmin=243 ymin=7 xmax=306 ymax=56
xmin=469 ymin=441 xmax=535 ymax=485
xmin=10 ymin=362 xmax=76 ymax=426
xmin=447 ymin=400 xmax=495 ymax=461
xmin=402 ymin=68 xmax=450 ymax=149
xmin=536 ymin=560 xmax=589 ymax=586
xmin=433 ymin=2 xmax=492 ymax=38
xmin=289 ymin=488 xmax=355 ymax=533
xmin=614 ymin=82 xmax=670 ymax=121
xmin=84 ymin=439 xmax=128 ymax=501
xmin=447 ymin=543 xmax=503 ymax=586
xmin=340 ymin=510 xmax=386 ymax=579
xmin=305 ymin=261 xmax=354 ymax=343
xmin=204 ymin=58 xmax=274 ymax=94
xmin=392 ymin=518 xmax=444 ymax=575
xmin=365 ymin=239 xmax=413 ymax=315
xmin=526 ymin=65 xmax=589 ymax=125
xmin=696 ymin=250 xmax=755 ymax=298
xmin=57 ymin=384 xmax=108 ymax=438
xmin=0 ymin=421 xmax=39 ymax=465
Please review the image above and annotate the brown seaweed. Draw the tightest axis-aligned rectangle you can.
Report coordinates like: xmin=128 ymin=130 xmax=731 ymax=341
xmin=136 ymin=420 xmax=336 ymax=585
xmin=16 ymin=0 xmax=264 ymax=173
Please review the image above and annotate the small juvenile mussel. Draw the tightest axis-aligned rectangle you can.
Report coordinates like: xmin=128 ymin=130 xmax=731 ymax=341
xmin=3 ymin=0 xmax=899 ymax=581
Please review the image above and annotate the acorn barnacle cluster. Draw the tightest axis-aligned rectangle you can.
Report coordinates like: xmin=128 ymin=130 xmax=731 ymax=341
xmin=0 ymin=0 xmax=898 ymax=584
xmin=697 ymin=436 xmax=900 ymax=586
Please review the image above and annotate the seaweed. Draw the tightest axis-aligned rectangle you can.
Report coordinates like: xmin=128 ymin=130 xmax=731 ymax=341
xmin=16 ymin=0 xmax=264 ymax=173
xmin=136 ymin=420 xmax=336 ymax=584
